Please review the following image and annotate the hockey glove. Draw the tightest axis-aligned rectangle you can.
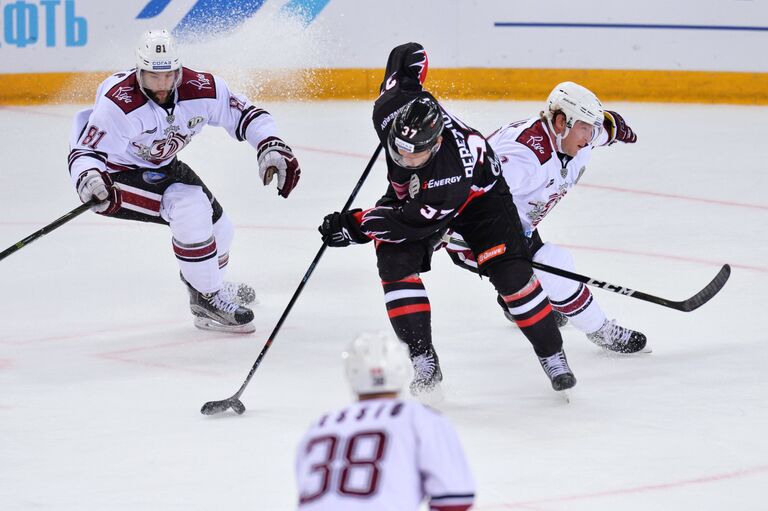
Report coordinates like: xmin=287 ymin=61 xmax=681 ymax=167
xmin=257 ymin=137 xmax=301 ymax=198
xmin=318 ymin=209 xmax=371 ymax=247
xmin=383 ymin=42 xmax=429 ymax=88
xmin=603 ymin=110 xmax=637 ymax=145
xmin=76 ymin=169 xmax=120 ymax=214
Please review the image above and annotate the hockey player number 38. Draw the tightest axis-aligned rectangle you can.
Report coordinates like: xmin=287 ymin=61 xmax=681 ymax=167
xmin=299 ymin=431 xmax=387 ymax=504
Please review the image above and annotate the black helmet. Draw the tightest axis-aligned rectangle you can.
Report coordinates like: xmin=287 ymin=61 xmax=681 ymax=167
xmin=387 ymin=96 xmax=444 ymax=169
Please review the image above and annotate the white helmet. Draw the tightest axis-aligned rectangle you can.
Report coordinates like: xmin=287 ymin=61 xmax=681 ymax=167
xmin=544 ymin=81 xmax=604 ymax=151
xmin=135 ymin=29 xmax=182 ymax=92
xmin=343 ymin=333 xmax=413 ymax=395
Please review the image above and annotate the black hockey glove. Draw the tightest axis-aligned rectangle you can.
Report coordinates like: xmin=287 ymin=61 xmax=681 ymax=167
xmin=382 ymin=42 xmax=428 ymax=91
xmin=603 ymin=110 xmax=637 ymax=145
xmin=318 ymin=209 xmax=371 ymax=247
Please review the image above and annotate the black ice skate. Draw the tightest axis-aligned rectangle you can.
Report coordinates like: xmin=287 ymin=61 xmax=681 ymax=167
xmin=410 ymin=348 xmax=443 ymax=396
xmin=498 ymin=295 xmax=568 ymax=328
xmin=538 ymin=350 xmax=577 ymax=392
xmin=187 ymin=284 xmax=255 ymax=334
xmin=586 ymin=319 xmax=647 ymax=354
xmin=552 ymin=309 xmax=568 ymax=328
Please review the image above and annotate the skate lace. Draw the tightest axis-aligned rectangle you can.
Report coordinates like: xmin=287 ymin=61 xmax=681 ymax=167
xmin=539 ymin=352 xmax=570 ymax=378
xmin=605 ymin=319 xmax=632 ymax=344
xmin=412 ymin=353 xmax=436 ymax=381
xmin=219 ymin=281 xmax=255 ymax=306
xmin=595 ymin=319 xmax=632 ymax=346
xmin=207 ymin=292 xmax=239 ymax=314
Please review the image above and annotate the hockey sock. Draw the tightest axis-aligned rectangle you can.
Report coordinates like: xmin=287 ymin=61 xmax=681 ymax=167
xmin=501 ymin=276 xmax=563 ymax=357
xmin=381 ymin=276 xmax=433 ymax=358
xmin=550 ymin=283 xmax=606 ymax=333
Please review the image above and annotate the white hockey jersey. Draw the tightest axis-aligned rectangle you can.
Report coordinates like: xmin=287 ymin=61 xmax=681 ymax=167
xmin=68 ymin=67 xmax=278 ymax=186
xmin=295 ymin=398 xmax=475 ymax=511
xmin=488 ymin=117 xmax=608 ymax=237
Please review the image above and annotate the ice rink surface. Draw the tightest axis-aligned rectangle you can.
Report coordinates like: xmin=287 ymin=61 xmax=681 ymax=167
xmin=0 ymin=100 xmax=766 ymax=510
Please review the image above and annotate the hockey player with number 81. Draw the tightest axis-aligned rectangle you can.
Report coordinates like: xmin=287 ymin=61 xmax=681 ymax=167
xmin=67 ymin=29 xmax=302 ymax=333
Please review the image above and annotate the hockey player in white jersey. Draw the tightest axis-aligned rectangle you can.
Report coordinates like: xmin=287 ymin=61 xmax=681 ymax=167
xmin=444 ymin=82 xmax=646 ymax=353
xmin=68 ymin=29 xmax=301 ymax=333
xmin=295 ymin=333 xmax=475 ymax=510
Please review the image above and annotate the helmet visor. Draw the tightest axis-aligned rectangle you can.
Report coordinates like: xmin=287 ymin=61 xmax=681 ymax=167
xmin=387 ymin=134 xmax=440 ymax=169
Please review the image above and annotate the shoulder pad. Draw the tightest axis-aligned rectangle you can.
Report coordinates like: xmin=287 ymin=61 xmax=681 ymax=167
xmin=515 ymin=119 xmax=553 ymax=165
xmin=177 ymin=67 xmax=217 ymax=101
xmin=105 ymin=72 xmax=147 ymax=115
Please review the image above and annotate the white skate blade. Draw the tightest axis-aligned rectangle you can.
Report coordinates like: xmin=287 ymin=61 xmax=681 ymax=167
xmin=193 ymin=316 xmax=255 ymax=334
xmin=558 ymin=389 xmax=571 ymax=404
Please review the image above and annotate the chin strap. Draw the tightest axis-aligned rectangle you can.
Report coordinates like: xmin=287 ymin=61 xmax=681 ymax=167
xmin=545 ymin=116 xmax=569 ymax=153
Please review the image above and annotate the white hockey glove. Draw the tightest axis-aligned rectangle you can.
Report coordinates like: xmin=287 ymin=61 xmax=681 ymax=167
xmin=76 ymin=169 xmax=119 ymax=214
xmin=257 ymin=137 xmax=301 ymax=198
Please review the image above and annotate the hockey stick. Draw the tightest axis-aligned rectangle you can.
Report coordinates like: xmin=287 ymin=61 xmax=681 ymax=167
xmin=0 ymin=200 xmax=97 ymax=262
xmin=442 ymin=234 xmax=730 ymax=312
xmin=201 ymin=143 xmax=384 ymax=416
xmin=531 ymin=261 xmax=731 ymax=312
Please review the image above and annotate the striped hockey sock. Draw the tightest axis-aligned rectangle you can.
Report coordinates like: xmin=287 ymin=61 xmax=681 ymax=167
xmin=501 ymin=275 xmax=562 ymax=357
xmin=382 ymin=276 xmax=432 ymax=357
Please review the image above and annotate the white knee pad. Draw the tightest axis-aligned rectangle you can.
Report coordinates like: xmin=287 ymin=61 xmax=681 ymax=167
xmin=532 ymin=243 xmax=580 ymax=301
xmin=160 ymin=183 xmax=213 ymax=243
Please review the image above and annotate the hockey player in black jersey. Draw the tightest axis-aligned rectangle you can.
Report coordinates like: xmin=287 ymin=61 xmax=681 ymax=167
xmin=319 ymin=43 xmax=575 ymax=395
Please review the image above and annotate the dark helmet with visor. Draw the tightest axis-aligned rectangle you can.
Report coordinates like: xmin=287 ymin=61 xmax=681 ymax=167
xmin=387 ymin=97 xmax=445 ymax=169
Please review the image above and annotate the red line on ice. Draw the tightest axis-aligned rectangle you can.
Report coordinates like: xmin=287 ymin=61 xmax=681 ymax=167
xmin=560 ymin=242 xmax=766 ymax=273
xmin=477 ymin=465 xmax=768 ymax=509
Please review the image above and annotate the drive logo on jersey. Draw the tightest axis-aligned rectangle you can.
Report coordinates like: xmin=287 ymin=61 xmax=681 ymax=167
xmin=477 ymin=244 xmax=506 ymax=265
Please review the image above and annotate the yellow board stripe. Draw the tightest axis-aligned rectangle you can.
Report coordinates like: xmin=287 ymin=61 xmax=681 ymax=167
xmin=1 ymin=68 xmax=766 ymax=104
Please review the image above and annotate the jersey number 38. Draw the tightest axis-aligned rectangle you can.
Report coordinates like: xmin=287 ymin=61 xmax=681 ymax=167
xmin=299 ymin=430 xmax=388 ymax=504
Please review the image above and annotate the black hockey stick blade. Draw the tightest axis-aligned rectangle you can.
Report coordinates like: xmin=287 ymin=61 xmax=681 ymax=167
xmin=201 ymin=397 xmax=246 ymax=416
xmin=670 ymin=263 xmax=731 ymax=312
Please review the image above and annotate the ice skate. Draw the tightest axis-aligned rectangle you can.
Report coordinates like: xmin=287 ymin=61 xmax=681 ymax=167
xmin=586 ymin=319 xmax=647 ymax=354
xmin=187 ymin=285 xmax=255 ymax=334
xmin=538 ymin=350 xmax=577 ymax=392
xmin=498 ymin=295 xmax=567 ymax=328
xmin=410 ymin=348 xmax=443 ymax=398
xmin=219 ymin=281 xmax=258 ymax=306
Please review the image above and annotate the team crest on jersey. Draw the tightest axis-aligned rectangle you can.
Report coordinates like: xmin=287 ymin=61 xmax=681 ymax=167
xmin=133 ymin=132 xmax=192 ymax=163
xmin=409 ymin=174 xmax=420 ymax=198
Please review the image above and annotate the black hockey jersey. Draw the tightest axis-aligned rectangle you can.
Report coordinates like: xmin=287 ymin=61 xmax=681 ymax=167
xmin=360 ymin=43 xmax=504 ymax=243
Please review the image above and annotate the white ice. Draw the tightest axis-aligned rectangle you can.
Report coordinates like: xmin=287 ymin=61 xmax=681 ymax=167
xmin=0 ymin=100 xmax=766 ymax=510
